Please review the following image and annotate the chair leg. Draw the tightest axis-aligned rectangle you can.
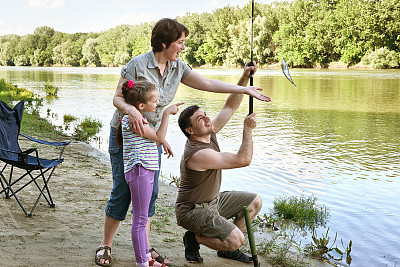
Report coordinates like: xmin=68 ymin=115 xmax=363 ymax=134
xmin=0 ymin=174 xmax=30 ymax=216
xmin=0 ymin=167 xmax=7 ymax=196
xmin=1 ymin=163 xmax=59 ymax=216
xmin=40 ymin=167 xmax=56 ymax=207
xmin=29 ymin=170 xmax=56 ymax=215
xmin=27 ymin=169 xmax=55 ymax=214
xmin=7 ymin=165 xmax=14 ymax=198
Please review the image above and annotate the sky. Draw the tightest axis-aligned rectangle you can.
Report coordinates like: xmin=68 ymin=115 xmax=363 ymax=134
xmin=1 ymin=0 xmax=277 ymax=36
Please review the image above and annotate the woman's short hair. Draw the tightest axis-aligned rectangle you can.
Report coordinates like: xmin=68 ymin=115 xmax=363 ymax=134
xmin=151 ymin=18 xmax=189 ymax=52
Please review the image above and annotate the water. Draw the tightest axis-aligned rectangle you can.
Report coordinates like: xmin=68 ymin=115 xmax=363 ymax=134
xmin=1 ymin=66 xmax=399 ymax=266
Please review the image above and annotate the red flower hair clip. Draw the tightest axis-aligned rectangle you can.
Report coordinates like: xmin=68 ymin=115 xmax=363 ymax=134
xmin=127 ymin=80 xmax=135 ymax=89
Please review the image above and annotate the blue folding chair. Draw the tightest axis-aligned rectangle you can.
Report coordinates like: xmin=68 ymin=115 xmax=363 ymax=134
xmin=0 ymin=100 xmax=70 ymax=216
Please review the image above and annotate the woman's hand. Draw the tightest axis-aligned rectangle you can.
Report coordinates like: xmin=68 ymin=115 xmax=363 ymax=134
xmin=242 ymin=61 xmax=271 ymax=102
xmin=128 ymin=106 xmax=148 ymax=136
xmin=245 ymin=86 xmax=271 ymax=102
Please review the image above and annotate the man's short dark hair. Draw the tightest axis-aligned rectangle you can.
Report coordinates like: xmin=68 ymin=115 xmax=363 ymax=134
xmin=151 ymin=18 xmax=189 ymax=52
xmin=178 ymin=105 xmax=200 ymax=138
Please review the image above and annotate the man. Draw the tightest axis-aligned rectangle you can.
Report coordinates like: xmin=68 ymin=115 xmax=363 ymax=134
xmin=175 ymin=64 xmax=263 ymax=264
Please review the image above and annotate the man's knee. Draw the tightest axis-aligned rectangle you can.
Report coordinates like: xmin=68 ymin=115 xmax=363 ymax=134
xmin=250 ymin=194 xmax=262 ymax=214
xmin=224 ymin=228 xmax=245 ymax=250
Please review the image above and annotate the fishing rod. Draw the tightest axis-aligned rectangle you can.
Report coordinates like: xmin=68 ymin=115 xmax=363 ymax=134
xmin=244 ymin=4 xmax=259 ymax=266
xmin=244 ymin=206 xmax=260 ymax=267
xmin=249 ymin=0 xmax=255 ymax=115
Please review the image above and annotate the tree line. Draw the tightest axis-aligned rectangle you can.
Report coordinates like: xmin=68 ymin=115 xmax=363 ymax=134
xmin=1 ymin=0 xmax=399 ymax=68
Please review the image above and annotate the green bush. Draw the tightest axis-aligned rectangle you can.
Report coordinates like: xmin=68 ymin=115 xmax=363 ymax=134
xmin=340 ymin=44 xmax=363 ymax=65
xmin=73 ymin=117 xmax=102 ymax=141
xmin=0 ymin=79 xmax=35 ymax=104
xmin=361 ymin=47 xmax=399 ymax=69
xmin=273 ymin=194 xmax=329 ymax=230
xmin=63 ymin=114 xmax=77 ymax=123
xmin=43 ymin=80 xmax=59 ymax=96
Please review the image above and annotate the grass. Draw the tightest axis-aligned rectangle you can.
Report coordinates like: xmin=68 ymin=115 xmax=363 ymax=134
xmin=21 ymin=112 xmax=67 ymax=140
xmin=2 ymin=80 xmax=100 ymax=142
xmin=73 ymin=117 xmax=102 ymax=141
xmin=304 ymin=228 xmax=353 ymax=265
xmin=160 ymin=172 xmax=181 ymax=187
xmin=1 ymin=79 xmax=66 ymax=141
xmin=272 ymin=194 xmax=329 ymax=230
xmin=257 ymin=234 xmax=308 ymax=267
xmin=63 ymin=114 xmax=77 ymax=123
xmin=253 ymin=194 xmax=353 ymax=267
xmin=0 ymin=78 xmax=36 ymax=103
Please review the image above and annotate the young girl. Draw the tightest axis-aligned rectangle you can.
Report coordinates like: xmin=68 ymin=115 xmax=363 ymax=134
xmin=118 ymin=80 xmax=182 ymax=267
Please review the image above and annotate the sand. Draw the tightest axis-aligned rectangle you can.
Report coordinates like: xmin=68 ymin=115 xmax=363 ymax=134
xmin=0 ymin=139 xmax=329 ymax=267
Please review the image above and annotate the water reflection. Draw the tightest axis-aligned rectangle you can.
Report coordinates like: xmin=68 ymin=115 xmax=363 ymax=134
xmin=1 ymin=66 xmax=400 ymax=266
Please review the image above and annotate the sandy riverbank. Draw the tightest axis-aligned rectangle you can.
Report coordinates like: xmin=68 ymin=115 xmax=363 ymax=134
xmin=0 ymin=139 xmax=331 ymax=267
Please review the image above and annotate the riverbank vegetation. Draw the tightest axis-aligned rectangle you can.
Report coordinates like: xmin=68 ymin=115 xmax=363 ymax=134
xmin=42 ymin=81 xmax=59 ymax=96
xmin=254 ymin=194 xmax=352 ymax=266
xmin=0 ymin=0 xmax=399 ymax=69
xmin=1 ymin=79 xmax=101 ymax=142
xmin=0 ymin=79 xmax=65 ymax=141
xmin=167 ymin=174 xmax=351 ymax=266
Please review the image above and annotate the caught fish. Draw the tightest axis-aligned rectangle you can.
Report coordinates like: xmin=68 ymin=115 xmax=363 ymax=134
xmin=282 ymin=58 xmax=297 ymax=87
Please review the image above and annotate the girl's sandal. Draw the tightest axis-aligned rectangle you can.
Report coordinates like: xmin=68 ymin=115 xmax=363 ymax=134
xmin=149 ymin=259 xmax=166 ymax=267
xmin=149 ymin=248 xmax=171 ymax=266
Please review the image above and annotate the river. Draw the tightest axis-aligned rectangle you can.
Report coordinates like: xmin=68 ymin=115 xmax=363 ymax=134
xmin=1 ymin=66 xmax=399 ymax=266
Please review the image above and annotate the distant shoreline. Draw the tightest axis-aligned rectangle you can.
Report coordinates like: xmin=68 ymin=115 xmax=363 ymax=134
xmin=2 ymin=61 xmax=376 ymax=69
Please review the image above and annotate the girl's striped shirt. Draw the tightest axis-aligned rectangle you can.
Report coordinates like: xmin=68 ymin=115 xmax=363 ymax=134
xmin=121 ymin=115 xmax=159 ymax=173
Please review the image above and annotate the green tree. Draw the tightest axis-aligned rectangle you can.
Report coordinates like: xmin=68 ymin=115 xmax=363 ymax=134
xmin=197 ymin=6 xmax=244 ymax=65
xmin=52 ymin=40 xmax=82 ymax=66
xmin=273 ymin=0 xmax=317 ymax=67
xmin=1 ymin=0 xmax=399 ymax=68
xmin=380 ymin=0 xmax=400 ymax=51
xmin=33 ymin=26 xmax=56 ymax=66
xmin=96 ymin=25 xmax=132 ymax=66
xmin=17 ymin=34 xmax=37 ymax=65
xmin=225 ymin=20 xmax=249 ymax=66
xmin=254 ymin=3 xmax=279 ymax=64
xmin=81 ymin=38 xmax=101 ymax=66
xmin=127 ymin=22 xmax=152 ymax=58
xmin=178 ymin=12 xmax=211 ymax=66
xmin=362 ymin=47 xmax=399 ymax=69
xmin=0 ymin=42 xmax=13 ymax=66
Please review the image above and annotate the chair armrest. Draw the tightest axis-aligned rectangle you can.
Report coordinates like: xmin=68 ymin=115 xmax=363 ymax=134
xmin=19 ymin=134 xmax=70 ymax=160
xmin=19 ymin=134 xmax=70 ymax=147
xmin=0 ymin=147 xmax=37 ymax=165
xmin=22 ymin=148 xmax=37 ymax=155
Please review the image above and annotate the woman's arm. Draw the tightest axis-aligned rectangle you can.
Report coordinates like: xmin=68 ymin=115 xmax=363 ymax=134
xmin=181 ymin=70 xmax=271 ymax=102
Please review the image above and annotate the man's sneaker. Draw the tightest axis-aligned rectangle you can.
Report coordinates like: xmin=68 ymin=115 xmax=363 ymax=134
xmin=183 ymin=231 xmax=203 ymax=263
